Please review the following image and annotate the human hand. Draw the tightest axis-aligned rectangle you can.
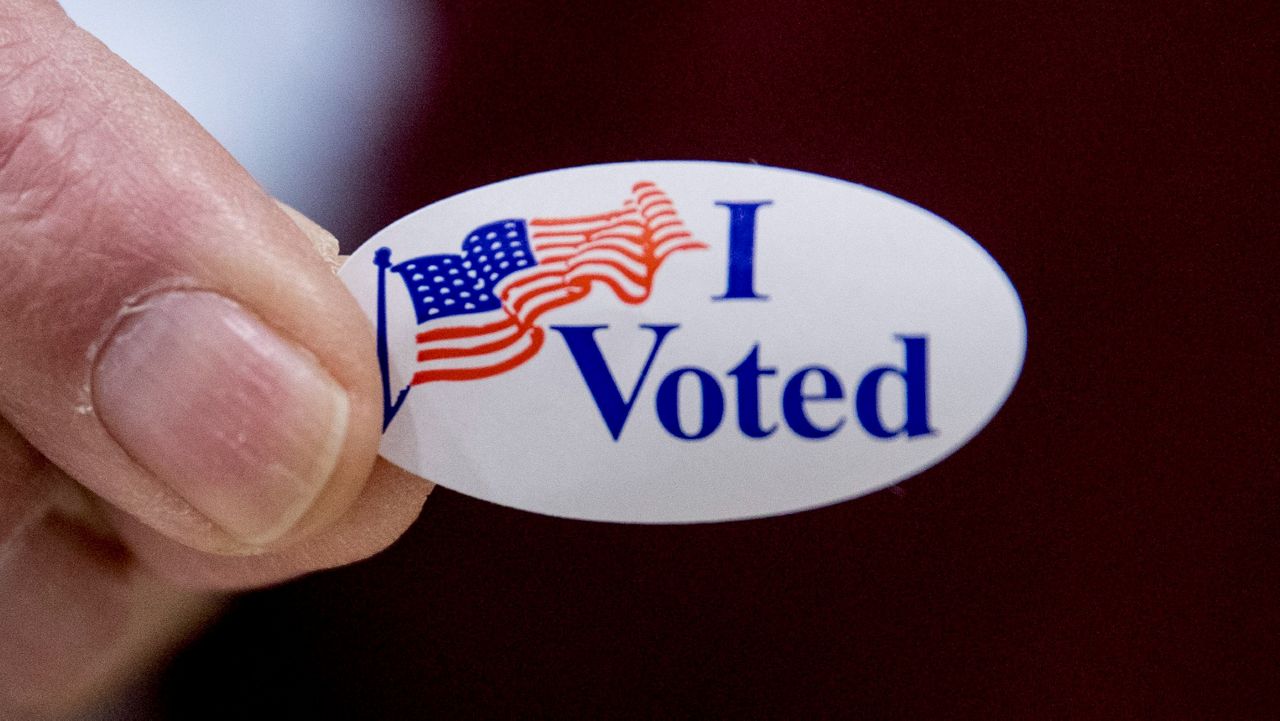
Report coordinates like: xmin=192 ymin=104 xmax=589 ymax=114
xmin=0 ymin=1 xmax=430 ymax=715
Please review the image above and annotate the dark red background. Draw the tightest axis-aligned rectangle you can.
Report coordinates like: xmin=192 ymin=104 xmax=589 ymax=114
xmin=158 ymin=2 xmax=1276 ymax=718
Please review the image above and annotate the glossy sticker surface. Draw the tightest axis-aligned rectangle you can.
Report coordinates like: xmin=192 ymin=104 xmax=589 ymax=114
xmin=340 ymin=162 xmax=1026 ymax=522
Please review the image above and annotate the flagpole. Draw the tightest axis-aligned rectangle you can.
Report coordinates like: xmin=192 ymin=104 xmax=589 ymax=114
xmin=374 ymin=247 xmax=408 ymax=429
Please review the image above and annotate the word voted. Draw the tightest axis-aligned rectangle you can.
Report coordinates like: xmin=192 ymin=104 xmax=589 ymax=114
xmin=549 ymin=202 xmax=931 ymax=442
xmin=552 ymin=326 xmax=932 ymax=442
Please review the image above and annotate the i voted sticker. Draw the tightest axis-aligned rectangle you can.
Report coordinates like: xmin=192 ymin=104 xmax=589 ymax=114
xmin=340 ymin=161 xmax=1026 ymax=522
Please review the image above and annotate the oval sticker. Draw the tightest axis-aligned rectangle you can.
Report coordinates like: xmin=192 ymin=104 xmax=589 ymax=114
xmin=340 ymin=162 xmax=1026 ymax=522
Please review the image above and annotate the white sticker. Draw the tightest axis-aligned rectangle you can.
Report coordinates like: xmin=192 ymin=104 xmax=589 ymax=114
xmin=340 ymin=161 xmax=1026 ymax=522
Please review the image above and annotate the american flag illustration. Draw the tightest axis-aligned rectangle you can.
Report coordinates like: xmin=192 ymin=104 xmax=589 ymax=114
xmin=373 ymin=181 xmax=704 ymax=424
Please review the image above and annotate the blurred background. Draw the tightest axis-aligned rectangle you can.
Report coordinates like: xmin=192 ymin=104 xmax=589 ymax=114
xmin=65 ymin=1 xmax=1275 ymax=718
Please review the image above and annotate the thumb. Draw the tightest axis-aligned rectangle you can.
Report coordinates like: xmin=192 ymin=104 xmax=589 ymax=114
xmin=0 ymin=1 xmax=381 ymax=553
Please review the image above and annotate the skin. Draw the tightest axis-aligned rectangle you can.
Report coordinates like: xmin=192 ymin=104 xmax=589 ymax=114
xmin=0 ymin=1 xmax=431 ymax=715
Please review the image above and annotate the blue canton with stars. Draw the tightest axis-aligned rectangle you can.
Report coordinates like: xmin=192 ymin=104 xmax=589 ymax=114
xmin=390 ymin=219 xmax=538 ymax=324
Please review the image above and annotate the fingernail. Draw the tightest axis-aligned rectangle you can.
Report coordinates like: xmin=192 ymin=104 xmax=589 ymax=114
xmin=93 ymin=291 xmax=349 ymax=546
